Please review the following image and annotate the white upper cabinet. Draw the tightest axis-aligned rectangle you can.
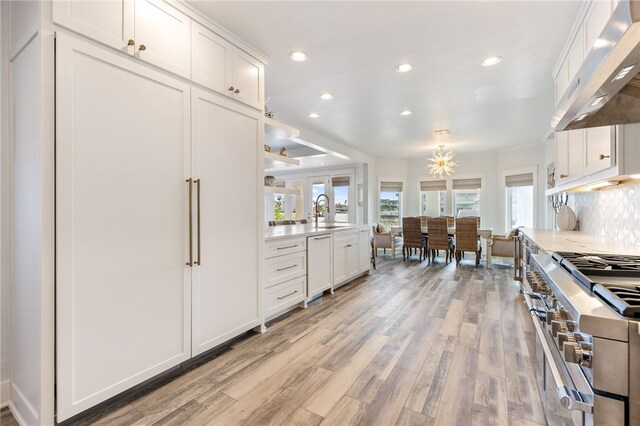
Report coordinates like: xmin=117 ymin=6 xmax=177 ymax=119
xmin=134 ymin=0 xmax=191 ymax=78
xmin=53 ymin=0 xmax=191 ymax=78
xmin=53 ymin=0 xmax=134 ymax=52
xmin=191 ymin=22 xmax=233 ymax=95
xmin=567 ymin=29 xmax=585 ymax=86
xmin=555 ymin=131 xmax=569 ymax=184
xmin=585 ymin=0 xmax=612 ymax=52
xmin=192 ymin=21 xmax=265 ymax=110
xmin=585 ymin=126 xmax=615 ymax=174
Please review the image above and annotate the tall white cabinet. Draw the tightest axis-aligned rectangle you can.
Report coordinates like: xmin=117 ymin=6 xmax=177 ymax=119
xmin=7 ymin=1 xmax=267 ymax=423
xmin=191 ymin=88 xmax=261 ymax=355
xmin=56 ymin=34 xmax=193 ymax=421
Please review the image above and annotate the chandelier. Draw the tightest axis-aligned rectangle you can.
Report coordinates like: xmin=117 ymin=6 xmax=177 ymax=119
xmin=428 ymin=144 xmax=457 ymax=178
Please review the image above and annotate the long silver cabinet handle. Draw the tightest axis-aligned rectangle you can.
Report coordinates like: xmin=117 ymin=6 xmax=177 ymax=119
xmin=277 ymin=290 xmax=298 ymax=300
xmin=276 ymin=245 xmax=298 ymax=250
xmin=314 ymin=235 xmax=331 ymax=240
xmin=186 ymin=178 xmax=193 ymax=267
xmin=276 ymin=264 xmax=298 ymax=272
xmin=524 ymin=293 xmax=593 ymax=414
xmin=195 ymin=179 xmax=201 ymax=266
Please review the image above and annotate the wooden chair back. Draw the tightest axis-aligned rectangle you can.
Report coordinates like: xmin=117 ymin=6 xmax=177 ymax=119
xmin=427 ymin=217 xmax=449 ymax=250
xmin=455 ymin=217 xmax=479 ymax=252
xmin=440 ymin=215 xmax=455 ymax=227
xmin=418 ymin=216 xmax=430 ymax=227
xmin=402 ymin=217 xmax=423 ymax=247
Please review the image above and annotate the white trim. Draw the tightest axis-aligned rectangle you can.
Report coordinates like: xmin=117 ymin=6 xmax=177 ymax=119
xmin=376 ymin=176 xmax=405 ymax=224
xmin=10 ymin=382 xmax=37 ymax=425
xmin=501 ymin=166 xmax=538 ymax=233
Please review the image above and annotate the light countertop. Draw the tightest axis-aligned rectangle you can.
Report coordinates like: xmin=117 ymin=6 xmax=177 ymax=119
xmin=520 ymin=228 xmax=640 ymax=256
xmin=265 ymin=223 xmax=370 ymax=241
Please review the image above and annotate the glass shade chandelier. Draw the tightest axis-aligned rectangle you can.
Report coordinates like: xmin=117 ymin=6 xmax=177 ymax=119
xmin=428 ymin=144 xmax=457 ymax=178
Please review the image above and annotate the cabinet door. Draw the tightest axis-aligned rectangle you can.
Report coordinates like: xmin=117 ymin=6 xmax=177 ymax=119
xmin=56 ymin=35 xmax=191 ymax=421
xmin=191 ymin=21 xmax=233 ymax=95
xmin=585 ymin=125 xmax=615 ymax=174
xmin=585 ymin=0 xmax=612 ymax=53
xmin=358 ymin=228 xmax=371 ymax=274
xmin=134 ymin=0 xmax=191 ymax=78
xmin=555 ymin=62 xmax=570 ymax=106
xmin=53 ymin=0 xmax=134 ymax=52
xmin=333 ymin=241 xmax=348 ymax=285
xmin=232 ymin=49 xmax=264 ymax=110
xmin=567 ymin=29 xmax=585 ymax=85
xmin=567 ymin=129 xmax=585 ymax=180
xmin=307 ymin=234 xmax=333 ymax=296
xmin=346 ymin=238 xmax=360 ymax=279
xmin=191 ymin=88 xmax=261 ymax=356
xmin=556 ymin=131 xmax=569 ymax=183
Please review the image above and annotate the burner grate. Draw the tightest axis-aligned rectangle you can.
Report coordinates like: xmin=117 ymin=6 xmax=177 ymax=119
xmin=594 ymin=284 xmax=640 ymax=318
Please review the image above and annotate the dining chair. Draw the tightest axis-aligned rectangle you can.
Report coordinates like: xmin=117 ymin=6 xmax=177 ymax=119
xmin=440 ymin=215 xmax=455 ymax=227
xmin=427 ymin=217 xmax=453 ymax=264
xmin=455 ymin=217 xmax=482 ymax=267
xmin=402 ymin=217 xmax=426 ymax=261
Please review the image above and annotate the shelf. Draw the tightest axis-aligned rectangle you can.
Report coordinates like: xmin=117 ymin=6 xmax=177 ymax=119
xmin=265 ymin=117 xmax=300 ymax=140
xmin=264 ymin=151 xmax=299 ymax=169
xmin=264 ymin=186 xmax=300 ymax=196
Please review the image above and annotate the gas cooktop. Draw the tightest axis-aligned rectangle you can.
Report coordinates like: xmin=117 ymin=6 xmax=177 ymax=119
xmin=552 ymin=251 xmax=640 ymax=318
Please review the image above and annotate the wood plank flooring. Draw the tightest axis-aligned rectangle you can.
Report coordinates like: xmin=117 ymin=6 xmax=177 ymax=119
xmin=5 ymin=256 xmax=546 ymax=426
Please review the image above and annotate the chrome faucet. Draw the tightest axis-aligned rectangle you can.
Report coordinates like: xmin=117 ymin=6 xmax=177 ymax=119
xmin=315 ymin=194 xmax=330 ymax=227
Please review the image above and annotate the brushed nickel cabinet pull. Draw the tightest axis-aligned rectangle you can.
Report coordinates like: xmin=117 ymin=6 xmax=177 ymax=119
xmin=276 ymin=264 xmax=298 ymax=272
xmin=127 ymin=39 xmax=135 ymax=47
xmin=276 ymin=244 xmax=298 ymax=250
xmin=186 ymin=178 xmax=193 ymax=267
xmin=228 ymin=86 xmax=235 ymax=92
xmin=234 ymin=88 xmax=240 ymax=94
xmin=277 ymin=290 xmax=298 ymax=300
xmin=138 ymin=44 xmax=146 ymax=52
xmin=560 ymin=174 xmax=568 ymax=178
xmin=195 ymin=179 xmax=201 ymax=266
xmin=599 ymin=154 xmax=610 ymax=160
xmin=314 ymin=235 xmax=331 ymax=240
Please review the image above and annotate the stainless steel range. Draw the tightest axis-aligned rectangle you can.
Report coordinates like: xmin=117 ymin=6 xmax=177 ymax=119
xmin=523 ymin=251 xmax=640 ymax=426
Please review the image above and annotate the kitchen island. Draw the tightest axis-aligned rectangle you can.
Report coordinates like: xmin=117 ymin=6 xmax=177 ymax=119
xmin=520 ymin=228 xmax=640 ymax=256
xmin=263 ymin=223 xmax=372 ymax=323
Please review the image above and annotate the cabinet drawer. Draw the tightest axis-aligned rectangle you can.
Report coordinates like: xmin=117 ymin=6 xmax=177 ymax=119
xmin=265 ymin=276 xmax=305 ymax=317
xmin=265 ymin=237 xmax=306 ymax=258
xmin=265 ymin=251 xmax=306 ymax=288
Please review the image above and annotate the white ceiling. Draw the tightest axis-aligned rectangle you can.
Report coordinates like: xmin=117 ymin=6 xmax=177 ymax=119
xmin=189 ymin=1 xmax=581 ymax=158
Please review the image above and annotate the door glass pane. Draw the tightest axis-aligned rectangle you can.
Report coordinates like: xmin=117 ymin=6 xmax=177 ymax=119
xmin=273 ymin=194 xmax=285 ymax=220
xmin=508 ymin=185 xmax=534 ymax=228
xmin=312 ymin=183 xmax=328 ymax=224
xmin=420 ymin=190 xmax=446 ymax=216
xmin=453 ymin=189 xmax=480 ymax=217
xmin=380 ymin=191 xmax=400 ymax=226
xmin=334 ymin=185 xmax=349 ymax=223
xmin=291 ymin=181 xmax=304 ymax=220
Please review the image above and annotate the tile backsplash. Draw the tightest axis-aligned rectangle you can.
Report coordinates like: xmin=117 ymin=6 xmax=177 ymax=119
xmin=569 ymin=180 xmax=640 ymax=248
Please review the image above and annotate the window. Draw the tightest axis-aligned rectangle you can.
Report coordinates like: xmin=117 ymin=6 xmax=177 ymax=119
xmin=273 ymin=194 xmax=285 ymax=220
xmin=419 ymin=179 xmax=446 ymax=216
xmin=452 ymin=178 xmax=481 ymax=218
xmin=506 ymin=172 xmax=534 ymax=229
xmin=332 ymin=176 xmax=350 ymax=223
xmin=379 ymin=181 xmax=403 ymax=226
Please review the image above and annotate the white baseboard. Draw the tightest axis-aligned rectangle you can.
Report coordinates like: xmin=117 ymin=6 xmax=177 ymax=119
xmin=10 ymin=383 xmax=37 ymax=426
xmin=0 ymin=380 xmax=9 ymax=407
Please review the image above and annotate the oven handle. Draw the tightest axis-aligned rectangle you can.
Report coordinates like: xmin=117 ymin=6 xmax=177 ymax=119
xmin=523 ymin=293 xmax=594 ymax=414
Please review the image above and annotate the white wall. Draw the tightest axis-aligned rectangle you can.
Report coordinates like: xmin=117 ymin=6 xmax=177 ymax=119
xmin=374 ymin=142 xmax=548 ymax=234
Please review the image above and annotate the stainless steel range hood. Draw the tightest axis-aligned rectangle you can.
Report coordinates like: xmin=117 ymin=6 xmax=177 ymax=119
xmin=552 ymin=0 xmax=640 ymax=131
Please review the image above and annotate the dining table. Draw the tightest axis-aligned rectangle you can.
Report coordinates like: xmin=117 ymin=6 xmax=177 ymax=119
xmin=390 ymin=225 xmax=494 ymax=269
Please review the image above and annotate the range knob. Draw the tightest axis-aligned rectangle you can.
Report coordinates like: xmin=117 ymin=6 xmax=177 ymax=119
xmin=551 ymin=320 xmax=576 ymax=337
xmin=563 ymin=342 xmax=593 ymax=368
xmin=546 ymin=309 xmax=568 ymax=325
xmin=557 ymin=331 xmax=583 ymax=348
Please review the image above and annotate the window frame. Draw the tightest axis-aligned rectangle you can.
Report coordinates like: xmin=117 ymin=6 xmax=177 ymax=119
xmin=501 ymin=166 xmax=537 ymax=233
xmin=377 ymin=177 xmax=405 ymax=227
xmin=416 ymin=173 xmax=485 ymax=224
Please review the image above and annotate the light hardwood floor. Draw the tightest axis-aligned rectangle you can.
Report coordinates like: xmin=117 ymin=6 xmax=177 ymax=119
xmin=7 ymin=255 xmax=546 ymax=426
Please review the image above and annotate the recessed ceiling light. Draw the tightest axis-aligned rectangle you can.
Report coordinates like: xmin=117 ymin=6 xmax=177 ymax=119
xmin=395 ymin=63 xmax=413 ymax=73
xmin=320 ymin=93 xmax=334 ymax=100
xmin=590 ymin=96 xmax=606 ymax=106
xmin=290 ymin=50 xmax=307 ymax=62
xmin=612 ymin=64 xmax=636 ymax=81
xmin=481 ymin=56 xmax=502 ymax=67
xmin=308 ymin=112 xmax=319 ymax=118
xmin=434 ymin=129 xmax=450 ymax=136
xmin=400 ymin=109 xmax=412 ymax=116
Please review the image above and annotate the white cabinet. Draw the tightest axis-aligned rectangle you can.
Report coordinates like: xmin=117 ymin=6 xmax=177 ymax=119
xmin=359 ymin=228 xmax=371 ymax=274
xmin=56 ymin=35 xmax=191 ymax=421
xmin=567 ymin=129 xmax=585 ymax=180
xmin=585 ymin=125 xmax=615 ymax=174
xmin=333 ymin=231 xmax=359 ymax=286
xmin=556 ymin=131 xmax=569 ymax=184
xmin=133 ymin=0 xmax=191 ymax=78
xmin=263 ymin=237 xmax=307 ymax=319
xmin=191 ymin=21 xmax=264 ymax=110
xmin=585 ymin=0 xmax=612 ymax=52
xmin=307 ymin=234 xmax=333 ymax=297
xmin=53 ymin=0 xmax=191 ymax=78
xmin=567 ymin=29 xmax=585 ymax=85
xmin=191 ymin=88 xmax=261 ymax=356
